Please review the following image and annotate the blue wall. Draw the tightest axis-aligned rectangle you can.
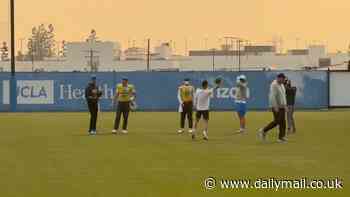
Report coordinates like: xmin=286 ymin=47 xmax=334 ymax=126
xmin=0 ymin=71 xmax=328 ymax=112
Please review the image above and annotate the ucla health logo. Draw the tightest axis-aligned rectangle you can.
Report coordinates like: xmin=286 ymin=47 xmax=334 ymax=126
xmin=2 ymin=80 xmax=54 ymax=104
xmin=2 ymin=80 xmax=54 ymax=105
xmin=16 ymin=80 xmax=54 ymax=104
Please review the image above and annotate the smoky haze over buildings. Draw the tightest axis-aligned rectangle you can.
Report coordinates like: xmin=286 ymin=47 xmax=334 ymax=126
xmin=0 ymin=0 xmax=350 ymax=53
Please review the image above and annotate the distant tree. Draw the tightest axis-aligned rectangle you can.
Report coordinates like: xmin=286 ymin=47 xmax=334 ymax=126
xmin=0 ymin=42 xmax=9 ymax=61
xmin=26 ymin=24 xmax=56 ymax=60
xmin=46 ymin=24 xmax=56 ymax=57
xmin=86 ymin=29 xmax=99 ymax=43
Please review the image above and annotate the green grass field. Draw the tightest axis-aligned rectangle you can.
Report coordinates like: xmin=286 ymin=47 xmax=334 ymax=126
xmin=0 ymin=111 xmax=349 ymax=197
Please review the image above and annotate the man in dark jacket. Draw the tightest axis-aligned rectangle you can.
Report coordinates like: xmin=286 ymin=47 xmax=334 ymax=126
xmin=85 ymin=75 xmax=102 ymax=135
xmin=285 ymin=79 xmax=297 ymax=133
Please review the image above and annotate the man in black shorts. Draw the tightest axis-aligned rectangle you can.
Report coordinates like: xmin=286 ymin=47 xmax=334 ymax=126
xmin=112 ymin=77 xmax=136 ymax=134
xmin=193 ymin=80 xmax=213 ymax=140
xmin=177 ymin=79 xmax=195 ymax=133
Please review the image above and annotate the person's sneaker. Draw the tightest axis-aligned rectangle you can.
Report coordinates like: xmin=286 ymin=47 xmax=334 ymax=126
xmin=191 ymin=133 xmax=196 ymax=140
xmin=258 ymin=128 xmax=266 ymax=141
xmin=203 ymin=130 xmax=208 ymax=140
xmin=236 ymin=129 xmax=245 ymax=134
xmin=177 ymin=129 xmax=184 ymax=134
xmin=112 ymin=129 xmax=118 ymax=134
xmin=121 ymin=130 xmax=128 ymax=134
xmin=188 ymin=129 xmax=193 ymax=133
xmin=90 ymin=130 xmax=96 ymax=135
xmin=277 ymin=138 xmax=288 ymax=143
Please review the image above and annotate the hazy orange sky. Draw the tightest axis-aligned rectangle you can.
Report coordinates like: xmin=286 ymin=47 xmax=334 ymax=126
xmin=1 ymin=0 xmax=350 ymax=54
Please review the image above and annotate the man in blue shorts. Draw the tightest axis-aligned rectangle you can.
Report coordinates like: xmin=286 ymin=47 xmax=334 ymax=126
xmin=234 ymin=75 xmax=250 ymax=133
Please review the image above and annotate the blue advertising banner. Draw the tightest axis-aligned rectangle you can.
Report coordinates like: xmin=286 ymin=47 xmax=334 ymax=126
xmin=0 ymin=71 xmax=328 ymax=112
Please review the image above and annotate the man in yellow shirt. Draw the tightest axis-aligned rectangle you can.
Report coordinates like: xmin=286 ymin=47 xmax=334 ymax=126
xmin=112 ymin=77 xmax=136 ymax=134
xmin=177 ymin=78 xmax=194 ymax=133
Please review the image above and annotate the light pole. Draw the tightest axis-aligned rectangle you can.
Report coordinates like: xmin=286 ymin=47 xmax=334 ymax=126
xmin=29 ymin=38 xmax=35 ymax=70
xmin=84 ymin=49 xmax=99 ymax=72
xmin=211 ymin=48 xmax=216 ymax=72
xmin=224 ymin=36 xmax=242 ymax=71
xmin=146 ymin=38 xmax=150 ymax=72
xmin=223 ymin=36 xmax=248 ymax=72
xmin=10 ymin=0 xmax=15 ymax=75
xmin=10 ymin=0 xmax=16 ymax=112
xmin=237 ymin=39 xmax=244 ymax=72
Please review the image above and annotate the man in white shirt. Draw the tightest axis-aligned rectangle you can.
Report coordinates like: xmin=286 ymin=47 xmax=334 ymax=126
xmin=193 ymin=80 xmax=214 ymax=141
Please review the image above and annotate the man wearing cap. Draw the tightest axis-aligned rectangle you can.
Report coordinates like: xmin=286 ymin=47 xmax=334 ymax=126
xmin=234 ymin=75 xmax=250 ymax=133
xmin=112 ymin=77 xmax=136 ymax=134
xmin=85 ymin=75 xmax=102 ymax=135
xmin=258 ymin=73 xmax=288 ymax=142
xmin=177 ymin=78 xmax=194 ymax=133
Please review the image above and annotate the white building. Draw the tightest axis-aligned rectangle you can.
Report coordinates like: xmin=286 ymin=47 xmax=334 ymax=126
xmin=185 ymin=45 xmax=347 ymax=71
xmin=66 ymin=41 xmax=120 ymax=71
xmin=153 ymin=43 xmax=172 ymax=60
xmin=124 ymin=47 xmax=145 ymax=61
xmin=0 ymin=42 xmax=349 ymax=72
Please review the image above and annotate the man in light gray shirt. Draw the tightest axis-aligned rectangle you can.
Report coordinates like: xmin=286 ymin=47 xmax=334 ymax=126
xmin=259 ymin=73 xmax=288 ymax=142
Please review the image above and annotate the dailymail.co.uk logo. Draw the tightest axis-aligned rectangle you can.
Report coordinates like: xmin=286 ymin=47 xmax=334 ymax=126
xmin=2 ymin=80 xmax=54 ymax=104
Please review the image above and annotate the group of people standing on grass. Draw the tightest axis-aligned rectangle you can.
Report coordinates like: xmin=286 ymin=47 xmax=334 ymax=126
xmin=178 ymin=73 xmax=297 ymax=142
xmin=177 ymin=75 xmax=250 ymax=140
xmin=85 ymin=73 xmax=297 ymax=143
xmin=258 ymin=73 xmax=297 ymax=142
xmin=85 ymin=75 xmax=135 ymax=135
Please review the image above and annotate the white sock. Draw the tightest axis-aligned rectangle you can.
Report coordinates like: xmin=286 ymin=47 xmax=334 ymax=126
xmin=203 ymin=130 xmax=208 ymax=137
